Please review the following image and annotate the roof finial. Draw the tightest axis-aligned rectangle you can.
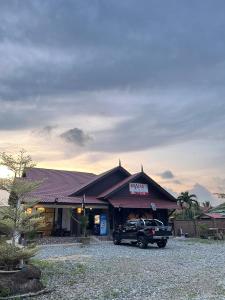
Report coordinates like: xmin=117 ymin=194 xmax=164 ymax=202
xmin=141 ymin=164 xmax=144 ymax=172
xmin=119 ymin=159 xmax=121 ymax=167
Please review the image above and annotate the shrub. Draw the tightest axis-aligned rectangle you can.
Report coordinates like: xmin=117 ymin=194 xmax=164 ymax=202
xmin=0 ymin=242 xmax=37 ymax=271
xmin=0 ymin=287 xmax=10 ymax=297
xmin=198 ymin=224 xmax=209 ymax=238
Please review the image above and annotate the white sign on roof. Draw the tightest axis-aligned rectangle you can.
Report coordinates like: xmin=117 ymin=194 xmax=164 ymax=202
xmin=129 ymin=183 xmax=149 ymax=195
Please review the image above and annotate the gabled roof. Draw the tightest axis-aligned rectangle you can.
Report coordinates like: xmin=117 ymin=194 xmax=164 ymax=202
xmin=98 ymin=171 xmax=177 ymax=202
xmin=98 ymin=173 xmax=140 ymax=198
xmin=71 ymin=165 xmax=131 ymax=196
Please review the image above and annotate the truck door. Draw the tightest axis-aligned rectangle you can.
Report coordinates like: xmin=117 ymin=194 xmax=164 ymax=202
xmin=123 ymin=221 xmax=137 ymax=239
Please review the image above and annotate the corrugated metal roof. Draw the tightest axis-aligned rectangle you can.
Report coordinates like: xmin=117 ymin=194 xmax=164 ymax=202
xmin=27 ymin=194 xmax=107 ymax=205
xmin=108 ymin=198 xmax=178 ymax=209
xmin=25 ymin=167 xmax=96 ymax=197
xmin=24 ymin=167 xmax=176 ymax=208
xmin=204 ymin=213 xmax=225 ymax=219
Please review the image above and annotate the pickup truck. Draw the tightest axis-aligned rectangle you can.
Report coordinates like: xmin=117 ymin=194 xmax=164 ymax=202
xmin=113 ymin=219 xmax=172 ymax=249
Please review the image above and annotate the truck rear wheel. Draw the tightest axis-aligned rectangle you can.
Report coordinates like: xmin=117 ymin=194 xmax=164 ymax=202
xmin=137 ymin=236 xmax=147 ymax=249
xmin=157 ymin=240 xmax=167 ymax=248
xmin=113 ymin=235 xmax=121 ymax=245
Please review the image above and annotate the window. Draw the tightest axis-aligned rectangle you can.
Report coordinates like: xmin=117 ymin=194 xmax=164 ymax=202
xmin=144 ymin=220 xmax=157 ymax=226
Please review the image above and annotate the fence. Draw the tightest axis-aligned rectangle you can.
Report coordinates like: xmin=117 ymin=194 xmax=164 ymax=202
xmin=173 ymin=219 xmax=225 ymax=237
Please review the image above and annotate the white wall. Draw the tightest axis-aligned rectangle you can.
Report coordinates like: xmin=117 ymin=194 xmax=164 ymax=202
xmin=0 ymin=190 xmax=9 ymax=206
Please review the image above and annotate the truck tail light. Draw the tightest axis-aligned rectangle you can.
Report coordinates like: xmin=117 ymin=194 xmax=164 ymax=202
xmin=148 ymin=229 xmax=155 ymax=235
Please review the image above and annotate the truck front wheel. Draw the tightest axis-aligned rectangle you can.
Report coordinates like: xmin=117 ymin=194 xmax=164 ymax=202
xmin=157 ymin=240 xmax=167 ymax=248
xmin=113 ymin=235 xmax=121 ymax=245
xmin=137 ymin=236 xmax=148 ymax=249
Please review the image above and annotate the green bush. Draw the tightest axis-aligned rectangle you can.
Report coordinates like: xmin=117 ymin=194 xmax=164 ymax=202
xmin=0 ymin=287 xmax=10 ymax=297
xmin=198 ymin=224 xmax=209 ymax=238
xmin=0 ymin=242 xmax=37 ymax=271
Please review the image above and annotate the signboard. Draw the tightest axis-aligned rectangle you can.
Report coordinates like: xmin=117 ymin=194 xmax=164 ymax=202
xmin=129 ymin=183 xmax=149 ymax=195
xmin=150 ymin=203 xmax=157 ymax=211
xmin=100 ymin=214 xmax=107 ymax=236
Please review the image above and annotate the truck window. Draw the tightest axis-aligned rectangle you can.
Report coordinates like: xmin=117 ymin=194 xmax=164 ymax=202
xmin=144 ymin=220 xmax=157 ymax=226
xmin=126 ymin=221 xmax=137 ymax=227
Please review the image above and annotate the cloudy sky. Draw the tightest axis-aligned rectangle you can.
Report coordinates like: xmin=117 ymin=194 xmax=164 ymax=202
xmin=0 ymin=0 xmax=225 ymax=204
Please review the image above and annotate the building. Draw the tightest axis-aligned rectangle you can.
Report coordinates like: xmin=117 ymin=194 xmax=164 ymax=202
xmin=24 ymin=164 xmax=177 ymax=236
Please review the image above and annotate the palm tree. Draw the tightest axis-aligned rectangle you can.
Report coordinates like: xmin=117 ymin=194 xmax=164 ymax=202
xmin=202 ymin=201 xmax=211 ymax=208
xmin=177 ymin=191 xmax=199 ymax=209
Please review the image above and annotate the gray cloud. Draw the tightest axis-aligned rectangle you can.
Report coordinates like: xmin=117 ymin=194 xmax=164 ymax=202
xmin=190 ymin=183 xmax=219 ymax=205
xmin=0 ymin=0 xmax=225 ymax=159
xmin=90 ymin=97 xmax=225 ymax=152
xmin=212 ymin=177 xmax=225 ymax=193
xmin=159 ymin=170 xmax=175 ymax=179
xmin=60 ymin=128 xmax=93 ymax=147
xmin=164 ymin=187 xmax=178 ymax=198
xmin=1 ymin=0 xmax=225 ymax=103
xmin=32 ymin=125 xmax=58 ymax=137
xmin=173 ymin=180 xmax=182 ymax=185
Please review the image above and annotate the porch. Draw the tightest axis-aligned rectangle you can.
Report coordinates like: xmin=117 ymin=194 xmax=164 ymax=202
xmin=35 ymin=204 xmax=109 ymax=237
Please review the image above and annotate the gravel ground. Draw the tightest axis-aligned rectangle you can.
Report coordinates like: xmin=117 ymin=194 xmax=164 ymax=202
xmin=34 ymin=238 xmax=225 ymax=300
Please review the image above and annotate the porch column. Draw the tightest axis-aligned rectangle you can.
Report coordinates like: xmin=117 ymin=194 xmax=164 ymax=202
xmin=57 ymin=208 xmax=63 ymax=229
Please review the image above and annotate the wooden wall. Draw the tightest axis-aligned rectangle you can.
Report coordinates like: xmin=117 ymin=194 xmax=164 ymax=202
xmin=174 ymin=219 xmax=225 ymax=237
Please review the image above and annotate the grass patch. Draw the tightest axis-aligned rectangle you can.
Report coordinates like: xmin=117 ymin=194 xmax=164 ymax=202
xmin=216 ymin=285 xmax=225 ymax=296
xmin=0 ymin=287 xmax=10 ymax=297
xmin=187 ymin=291 xmax=198 ymax=299
xmin=102 ymin=289 xmax=120 ymax=299
xmin=30 ymin=259 xmax=86 ymax=287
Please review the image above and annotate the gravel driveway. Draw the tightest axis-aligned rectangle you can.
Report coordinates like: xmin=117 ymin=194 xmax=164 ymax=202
xmin=34 ymin=238 xmax=225 ymax=300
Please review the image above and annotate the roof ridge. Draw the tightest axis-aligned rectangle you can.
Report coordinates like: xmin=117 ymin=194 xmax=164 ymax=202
xmin=25 ymin=167 xmax=96 ymax=176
